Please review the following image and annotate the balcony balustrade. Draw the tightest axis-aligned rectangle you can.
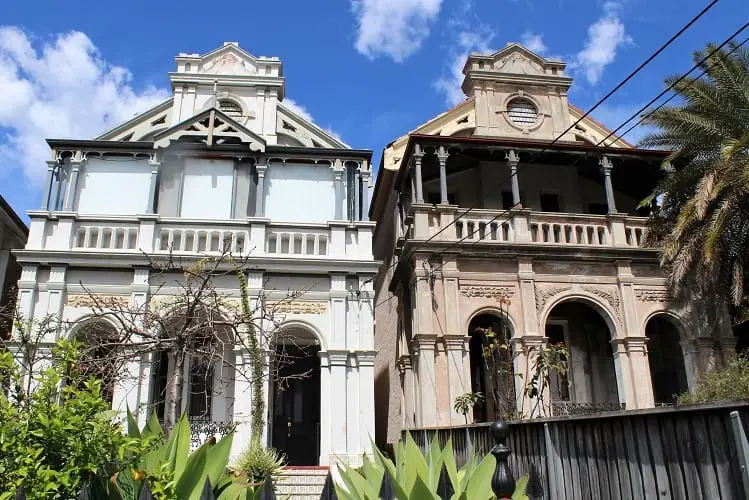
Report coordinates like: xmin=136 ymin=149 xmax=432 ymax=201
xmin=408 ymin=204 xmax=650 ymax=250
xmin=25 ymin=212 xmax=374 ymax=260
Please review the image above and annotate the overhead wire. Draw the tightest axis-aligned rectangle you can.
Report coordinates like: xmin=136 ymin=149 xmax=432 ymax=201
xmin=372 ymin=19 xmax=747 ymax=309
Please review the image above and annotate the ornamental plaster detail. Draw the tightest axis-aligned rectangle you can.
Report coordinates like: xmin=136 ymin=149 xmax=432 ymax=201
xmin=460 ymin=285 xmax=515 ymax=300
xmin=634 ymin=288 xmax=671 ymax=303
xmin=67 ymin=294 xmax=129 ymax=309
xmin=581 ymin=285 xmax=622 ymax=325
xmin=269 ymin=301 xmax=327 ymax=315
xmin=534 ymin=284 xmax=570 ymax=315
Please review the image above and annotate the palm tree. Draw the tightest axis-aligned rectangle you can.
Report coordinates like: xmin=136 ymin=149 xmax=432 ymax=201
xmin=639 ymin=41 xmax=749 ymax=323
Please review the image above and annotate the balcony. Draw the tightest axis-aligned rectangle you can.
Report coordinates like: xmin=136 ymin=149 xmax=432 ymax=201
xmin=405 ymin=204 xmax=649 ymax=250
xmin=25 ymin=212 xmax=374 ymax=261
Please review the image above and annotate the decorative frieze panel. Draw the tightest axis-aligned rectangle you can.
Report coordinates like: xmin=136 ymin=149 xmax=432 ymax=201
xmin=634 ymin=288 xmax=671 ymax=303
xmin=534 ymin=284 xmax=570 ymax=315
xmin=67 ymin=294 xmax=130 ymax=309
xmin=459 ymin=285 xmax=515 ymax=300
xmin=582 ymin=285 xmax=622 ymax=325
xmin=269 ymin=301 xmax=327 ymax=315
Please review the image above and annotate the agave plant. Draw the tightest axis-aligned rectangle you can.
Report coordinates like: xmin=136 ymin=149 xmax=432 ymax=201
xmin=91 ymin=410 xmax=270 ymax=500
xmin=333 ymin=433 xmax=528 ymax=500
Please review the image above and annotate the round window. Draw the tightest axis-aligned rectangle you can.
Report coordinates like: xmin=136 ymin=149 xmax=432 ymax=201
xmin=218 ymin=99 xmax=243 ymax=118
xmin=506 ymin=98 xmax=539 ymax=127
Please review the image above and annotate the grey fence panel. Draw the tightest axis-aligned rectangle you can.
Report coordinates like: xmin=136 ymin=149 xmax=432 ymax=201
xmin=405 ymin=401 xmax=749 ymax=499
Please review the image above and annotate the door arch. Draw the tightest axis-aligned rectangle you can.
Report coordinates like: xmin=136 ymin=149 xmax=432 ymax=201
xmin=270 ymin=325 xmax=321 ymax=465
xmin=645 ymin=314 xmax=688 ymax=404
xmin=70 ymin=317 xmax=120 ymax=404
xmin=467 ymin=312 xmax=516 ymax=421
xmin=544 ymin=299 xmax=619 ymax=414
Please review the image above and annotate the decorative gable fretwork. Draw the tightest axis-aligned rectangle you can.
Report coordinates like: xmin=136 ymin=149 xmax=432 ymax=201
xmin=153 ymin=108 xmax=266 ymax=151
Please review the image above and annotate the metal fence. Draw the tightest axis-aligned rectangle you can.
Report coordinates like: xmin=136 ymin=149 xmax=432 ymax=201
xmin=406 ymin=401 xmax=749 ymax=499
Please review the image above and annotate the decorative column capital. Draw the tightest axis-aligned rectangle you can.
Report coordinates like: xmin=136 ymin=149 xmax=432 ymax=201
xmin=396 ymin=355 xmax=413 ymax=374
xmin=599 ymin=155 xmax=614 ymax=174
xmin=443 ymin=335 xmax=469 ymax=350
xmin=411 ymin=334 xmax=438 ymax=351
xmin=355 ymin=350 xmax=377 ymax=367
xmin=506 ymin=149 xmax=520 ymax=166
xmin=327 ymin=350 xmax=350 ymax=366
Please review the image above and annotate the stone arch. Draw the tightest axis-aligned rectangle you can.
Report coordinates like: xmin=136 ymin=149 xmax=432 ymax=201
xmin=269 ymin=319 xmax=323 ymax=465
xmin=641 ymin=309 xmax=687 ymax=340
xmin=542 ymin=293 xmax=621 ymax=413
xmin=465 ymin=307 xmax=517 ymax=421
xmin=644 ymin=311 xmax=689 ymax=404
xmin=464 ymin=306 xmax=518 ymax=339
xmin=67 ymin=315 xmax=121 ymax=404
xmin=540 ymin=290 xmax=620 ymax=340
xmin=273 ymin=319 xmax=327 ymax=351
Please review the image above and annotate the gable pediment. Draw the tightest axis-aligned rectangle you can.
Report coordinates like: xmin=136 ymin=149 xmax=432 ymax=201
xmin=153 ymin=108 xmax=265 ymax=151
xmin=201 ymin=45 xmax=258 ymax=76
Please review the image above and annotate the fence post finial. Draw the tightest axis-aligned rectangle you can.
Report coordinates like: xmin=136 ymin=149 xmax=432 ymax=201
xmin=490 ymin=420 xmax=515 ymax=499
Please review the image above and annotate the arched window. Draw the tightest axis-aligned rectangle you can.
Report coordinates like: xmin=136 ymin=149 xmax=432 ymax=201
xmin=72 ymin=319 xmax=120 ymax=404
xmin=218 ymin=99 xmax=243 ymax=118
xmin=506 ymin=98 xmax=539 ymax=127
xmin=468 ymin=313 xmax=516 ymax=421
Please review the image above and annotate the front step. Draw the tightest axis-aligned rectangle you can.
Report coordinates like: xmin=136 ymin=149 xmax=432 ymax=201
xmin=275 ymin=467 xmax=330 ymax=499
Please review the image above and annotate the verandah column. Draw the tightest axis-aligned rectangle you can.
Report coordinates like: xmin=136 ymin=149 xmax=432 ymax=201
xmin=599 ymin=156 xmax=617 ymax=214
xmin=413 ymin=144 xmax=424 ymax=203
xmin=507 ymin=149 xmax=521 ymax=207
xmin=438 ymin=146 xmax=448 ymax=204
xmin=254 ymin=161 xmax=267 ymax=217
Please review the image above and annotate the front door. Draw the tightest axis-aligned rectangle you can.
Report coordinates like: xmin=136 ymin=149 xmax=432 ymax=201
xmin=271 ymin=344 xmax=320 ymax=465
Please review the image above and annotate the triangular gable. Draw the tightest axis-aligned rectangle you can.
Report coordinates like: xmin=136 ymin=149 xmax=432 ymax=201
xmin=382 ymin=98 xmax=475 ymax=171
xmin=153 ymin=108 xmax=266 ymax=151
xmin=96 ymin=99 xmax=174 ymax=141
xmin=568 ymin=104 xmax=633 ymax=148
xmin=276 ymin=102 xmax=349 ymax=149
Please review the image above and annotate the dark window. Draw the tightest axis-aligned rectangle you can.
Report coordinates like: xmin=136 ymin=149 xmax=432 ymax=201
xmin=540 ymin=193 xmax=561 ymax=212
xmin=545 ymin=323 xmax=569 ymax=401
xmin=346 ymin=162 xmax=359 ymax=221
xmin=501 ymin=191 xmax=514 ymax=210
xmin=426 ymin=192 xmax=457 ymax=205
xmin=588 ymin=203 xmax=608 ymax=215
xmin=188 ymin=358 xmax=213 ymax=420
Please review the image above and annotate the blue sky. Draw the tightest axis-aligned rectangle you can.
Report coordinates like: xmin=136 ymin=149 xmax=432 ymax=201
xmin=1 ymin=0 xmax=747 ymax=222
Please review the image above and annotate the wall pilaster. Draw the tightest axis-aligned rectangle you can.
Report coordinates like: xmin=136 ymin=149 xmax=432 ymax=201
xmin=396 ymin=355 xmax=415 ymax=429
xmin=411 ymin=335 xmax=437 ymax=427
xmin=444 ymin=335 xmax=470 ymax=424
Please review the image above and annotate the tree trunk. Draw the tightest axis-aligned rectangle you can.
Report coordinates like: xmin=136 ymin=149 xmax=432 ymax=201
xmin=164 ymin=349 xmax=186 ymax=432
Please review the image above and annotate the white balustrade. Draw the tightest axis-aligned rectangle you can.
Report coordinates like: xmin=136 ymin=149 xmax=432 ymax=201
xmin=529 ymin=214 xmax=610 ymax=246
xmin=266 ymin=228 xmax=329 ymax=256
xmin=74 ymin=224 xmax=139 ymax=251
xmin=155 ymin=227 xmax=249 ymax=255
xmin=455 ymin=217 xmax=514 ymax=243
xmin=624 ymin=221 xmax=647 ymax=247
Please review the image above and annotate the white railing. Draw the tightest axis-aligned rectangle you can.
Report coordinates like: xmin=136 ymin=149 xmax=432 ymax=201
xmin=529 ymin=213 xmax=610 ymax=246
xmin=624 ymin=221 xmax=647 ymax=247
xmin=155 ymin=227 xmax=249 ymax=255
xmin=455 ymin=217 xmax=514 ymax=243
xmin=74 ymin=224 xmax=139 ymax=251
xmin=266 ymin=229 xmax=329 ymax=256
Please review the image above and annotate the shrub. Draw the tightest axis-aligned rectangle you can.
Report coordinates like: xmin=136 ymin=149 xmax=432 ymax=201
xmin=678 ymin=356 xmax=749 ymax=405
xmin=0 ymin=342 xmax=147 ymax=499
xmin=333 ymin=433 xmax=529 ymax=499
xmin=230 ymin=438 xmax=287 ymax=484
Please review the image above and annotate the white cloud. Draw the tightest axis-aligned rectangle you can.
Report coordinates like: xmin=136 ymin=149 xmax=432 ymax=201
xmin=351 ymin=0 xmax=443 ymax=62
xmin=282 ymin=98 xmax=349 ymax=147
xmin=0 ymin=27 xmax=169 ymax=183
xmin=574 ymin=2 xmax=632 ymax=85
xmin=521 ymin=31 xmax=547 ymax=54
xmin=433 ymin=6 xmax=494 ymax=106
xmin=282 ymin=98 xmax=314 ymax=123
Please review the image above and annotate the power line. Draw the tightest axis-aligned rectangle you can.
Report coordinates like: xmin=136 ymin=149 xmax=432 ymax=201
xmin=418 ymin=25 xmax=748 ymax=280
xmin=403 ymin=0 xmax=722 ymax=250
xmin=373 ymin=1 xmax=728 ymax=310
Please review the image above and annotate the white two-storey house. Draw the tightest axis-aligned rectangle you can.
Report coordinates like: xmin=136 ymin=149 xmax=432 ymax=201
xmin=14 ymin=42 xmax=378 ymax=465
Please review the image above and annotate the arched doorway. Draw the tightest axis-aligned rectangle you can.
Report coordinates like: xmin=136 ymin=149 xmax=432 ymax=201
xmin=646 ymin=314 xmax=688 ymax=404
xmin=148 ymin=307 xmax=234 ymax=423
xmin=544 ymin=300 xmax=619 ymax=415
xmin=468 ymin=313 xmax=516 ymax=421
xmin=270 ymin=326 xmax=321 ymax=465
xmin=71 ymin=318 xmax=119 ymax=404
